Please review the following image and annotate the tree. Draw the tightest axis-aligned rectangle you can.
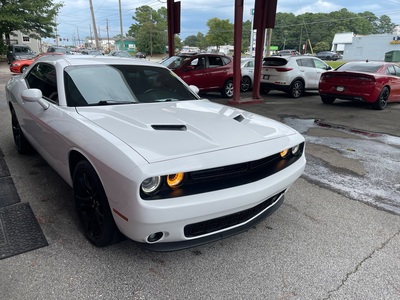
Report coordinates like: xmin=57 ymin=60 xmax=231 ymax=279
xmin=376 ymin=15 xmax=395 ymax=34
xmin=128 ymin=5 xmax=168 ymax=55
xmin=242 ymin=20 xmax=251 ymax=52
xmin=313 ymin=41 xmax=331 ymax=52
xmin=205 ymin=18 xmax=233 ymax=50
xmin=0 ymin=0 xmax=63 ymax=54
xmin=183 ymin=35 xmax=198 ymax=46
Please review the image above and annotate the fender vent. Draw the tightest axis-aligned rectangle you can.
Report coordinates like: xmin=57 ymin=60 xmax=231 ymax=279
xmin=151 ymin=125 xmax=187 ymax=131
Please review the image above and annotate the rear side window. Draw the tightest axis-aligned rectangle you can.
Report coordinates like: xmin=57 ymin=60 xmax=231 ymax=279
xmin=337 ymin=63 xmax=383 ymax=73
xmin=262 ymin=57 xmax=288 ymax=66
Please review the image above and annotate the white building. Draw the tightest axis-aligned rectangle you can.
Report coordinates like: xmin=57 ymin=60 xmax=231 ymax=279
xmin=4 ymin=31 xmax=41 ymax=54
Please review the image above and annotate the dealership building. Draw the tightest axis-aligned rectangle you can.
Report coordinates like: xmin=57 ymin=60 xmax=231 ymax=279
xmin=332 ymin=26 xmax=400 ymax=61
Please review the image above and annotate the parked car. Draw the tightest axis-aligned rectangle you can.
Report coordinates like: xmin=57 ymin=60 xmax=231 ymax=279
xmin=275 ymin=49 xmax=300 ymax=56
xmin=7 ymin=44 xmax=35 ymax=64
xmin=135 ymin=52 xmax=147 ymax=58
xmin=6 ymin=55 xmax=305 ymax=249
xmin=108 ymin=50 xmax=132 ymax=58
xmin=260 ymin=55 xmax=332 ymax=98
xmin=319 ymin=61 xmax=400 ymax=110
xmin=9 ymin=53 xmax=64 ymax=73
xmin=161 ymin=53 xmax=236 ymax=98
xmin=315 ymin=51 xmax=342 ymax=61
xmin=240 ymin=57 xmax=255 ymax=92
xmin=47 ymin=46 xmax=71 ymax=55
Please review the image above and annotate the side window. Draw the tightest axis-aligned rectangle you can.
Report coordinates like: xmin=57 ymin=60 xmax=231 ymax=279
xmin=394 ymin=65 xmax=400 ymax=76
xmin=192 ymin=57 xmax=206 ymax=70
xmin=221 ymin=57 xmax=231 ymax=65
xmin=26 ymin=63 xmax=58 ymax=103
xmin=209 ymin=56 xmax=224 ymax=67
xmin=297 ymin=58 xmax=314 ymax=68
xmin=314 ymin=59 xmax=328 ymax=70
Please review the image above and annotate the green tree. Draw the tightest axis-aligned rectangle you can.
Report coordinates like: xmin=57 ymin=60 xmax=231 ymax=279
xmin=205 ymin=18 xmax=233 ymax=50
xmin=242 ymin=20 xmax=251 ymax=52
xmin=376 ymin=15 xmax=395 ymax=34
xmin=313 ymin=41 xmax=331 ymax=52
xmin=0 ymin=0 xmax=63 ymax=54
xmin=128 ymin=5 xmax=168 ymax=55
xmin=183 ymin=35 xmax=198 ymax=46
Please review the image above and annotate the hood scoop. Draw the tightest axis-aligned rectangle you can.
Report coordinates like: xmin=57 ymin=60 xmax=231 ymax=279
xmin=233 ymin=114 xmax=245 ymax=122
xmin=151 ymin=124 xmax=187 ymax=131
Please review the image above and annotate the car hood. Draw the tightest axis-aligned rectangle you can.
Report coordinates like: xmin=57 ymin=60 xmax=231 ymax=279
xmin=76 ymin=100 xmax=298 ymax=163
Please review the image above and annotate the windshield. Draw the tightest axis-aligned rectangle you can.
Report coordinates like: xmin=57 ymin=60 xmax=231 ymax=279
xmin=336 ymin=62 xmax=383 ymax=73
xmin=160 ymin=56 xmax=191 ymax=69
xmin=64 ymin=65 xmax=199 ymax=107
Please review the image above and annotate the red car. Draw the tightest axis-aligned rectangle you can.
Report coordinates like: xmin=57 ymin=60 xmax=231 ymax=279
xmin=319 ymin=61 xmax=400 ymax=110
xmin=9 ymin=53 xmax=64 ymax=74
xmin=161 ymin=53 xmax=235 ymax=98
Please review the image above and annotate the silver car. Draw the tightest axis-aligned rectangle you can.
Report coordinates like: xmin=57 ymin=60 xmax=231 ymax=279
xmin=260 ymin=56 xmax=332 ymax=98
xmin=240 ymin=58 xmax=255 ymax=92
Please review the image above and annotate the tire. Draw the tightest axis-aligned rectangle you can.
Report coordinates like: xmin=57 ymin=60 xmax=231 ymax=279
xmin=321 ymin=96 xmax=335 ymax=104
xmin=21 ymin=66 xmax=28 ymax=73
xmin=221 ymin=79 xmax=234 ymax=98
xmin=261 ymin=89 xmax=270 ymax=95
xmin=289 ymin=80 xmax=304 ymax=98
xmin=73 ymin=160 xmax=122 ymax=247
xmin=11 ymin=108 xmax=32 ymax=154
xmin=240 ymin=76 xmax=252 ymax=92
xmin=373 ymin=86 xmax=389 ymax=110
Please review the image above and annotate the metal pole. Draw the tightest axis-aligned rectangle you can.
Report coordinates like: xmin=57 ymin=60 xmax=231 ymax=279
xmin=119 ymin=0 xmax=124 ymax=50
xmin=88 ymin=0 xmax=100 ymax=49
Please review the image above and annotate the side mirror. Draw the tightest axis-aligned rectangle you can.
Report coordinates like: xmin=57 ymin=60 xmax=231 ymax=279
xmin=189 ymin=85 xmax=199 ymax=94
xmin=21 ymin=89 xmax=50 ymax=110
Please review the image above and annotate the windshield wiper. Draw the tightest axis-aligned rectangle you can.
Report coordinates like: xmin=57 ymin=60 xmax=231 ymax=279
xmin=89 ymin=100 xmax=137 ymax=106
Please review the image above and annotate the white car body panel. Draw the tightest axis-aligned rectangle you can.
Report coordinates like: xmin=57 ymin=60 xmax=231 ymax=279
xmin=6 ymin=55 xmax=306 ymax=249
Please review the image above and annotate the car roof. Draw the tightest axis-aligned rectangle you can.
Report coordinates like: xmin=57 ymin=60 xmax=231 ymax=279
xmin=35 ymin=55 xmax=165 ymax=68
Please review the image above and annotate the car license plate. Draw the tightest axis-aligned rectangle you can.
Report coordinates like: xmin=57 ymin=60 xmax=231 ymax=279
xmin=263 ymin=75 xmax=270 ymax=80
xmin=336 ymin=86 xmax=345 ymax=92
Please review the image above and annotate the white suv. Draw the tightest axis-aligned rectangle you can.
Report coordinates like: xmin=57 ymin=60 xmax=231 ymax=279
xmin=260 ymin=56 xmax=332 ymax=98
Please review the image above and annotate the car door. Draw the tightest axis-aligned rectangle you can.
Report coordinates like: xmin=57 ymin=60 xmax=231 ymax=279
xmin=179 ymin=56 xmax=208 ymax=89
xmin=206 ymin=55 xmax=231 ymax=90
xmin=21 ymin=63 xmax=72 ymax=173
xmin=312 ymin=58 xmax=330 ymax=88
xmin=387 ymin=65 xmax=400 ymax=100
xmin=296 ymin=58 xmax=318 ymax=89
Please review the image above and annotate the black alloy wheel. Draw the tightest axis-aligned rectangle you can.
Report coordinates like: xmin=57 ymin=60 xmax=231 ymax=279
xmin=73 ymin=160 xmax=121 ymax=247
xmin=289 ymin=80 xmax=304 ymax=98
xmin=373 ymin=86 xmax=389 ymax=110
xmin=11 ymin=108 xmax=31 ymax=154
xmin=240 ymin=76 xmax=252 ymax=92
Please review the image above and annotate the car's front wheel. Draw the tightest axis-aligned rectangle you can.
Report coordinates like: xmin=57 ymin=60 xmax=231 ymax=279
xmin=240 ymin=76 xmax=252 ymax=92
xmin=11 ymin=108 xmax=31 ymax=154
xmin=73 ymin=160 xmax=122 ymax=247
xmin=373 ymin=86 xmax=389 ymax=110
xmin=289 ymin=80 xmax=304 ymax=98
xmin=221 ymin=79 xmax=234 ymax=98
xmin=321 ymin=96 xmax=335 ymax=104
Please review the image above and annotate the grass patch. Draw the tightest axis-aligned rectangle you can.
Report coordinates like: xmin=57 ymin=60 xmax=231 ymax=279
xmin=326 ymin=61 xmax=346 ymax=69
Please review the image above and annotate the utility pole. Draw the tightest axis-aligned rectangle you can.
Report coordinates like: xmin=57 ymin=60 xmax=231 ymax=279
xmin=88 ymin=0 xmax=100 ymax=49
xmin=106 ymin=19 xmax=110 ymax=53
xmin=119 ymin=0 xmax=124 ymax=50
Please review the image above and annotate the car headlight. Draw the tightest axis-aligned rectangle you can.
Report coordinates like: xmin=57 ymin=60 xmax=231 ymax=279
xmin=11 ymin=63 xmax=20 ymax=67
xmin=280 ymin=144 xmax=303 ymax=158
xmin=166 ymin=173 xmax=185 ymax=189
xmin=141 ymin=176 xmax=161 ymax=194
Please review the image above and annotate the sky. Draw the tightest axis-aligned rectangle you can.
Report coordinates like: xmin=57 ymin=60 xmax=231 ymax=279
xmin=47 ymin=0 xmax=400 ymax=46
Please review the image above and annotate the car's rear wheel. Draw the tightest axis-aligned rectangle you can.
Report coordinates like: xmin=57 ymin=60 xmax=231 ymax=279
xmin=321 ymin=96 xmax=335 ymax=104
xmin=11 ymin=108 xmax=32 ymax=154
xmin=373 ymin=86 xmax=389 ymax=110
xmin=221 ymin=79 xmax=234 ymax=98
xmin=240 ymin=76 xmax=252 ymax=92
xmin=73 ymin=160 xmax=122 ymax=247
xmin=289 ymin=80 xmax=304 ymax=98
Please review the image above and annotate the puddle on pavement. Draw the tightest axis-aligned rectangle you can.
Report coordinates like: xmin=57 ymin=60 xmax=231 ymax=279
xmin=284 ymin=117 xmax=400 ymax=215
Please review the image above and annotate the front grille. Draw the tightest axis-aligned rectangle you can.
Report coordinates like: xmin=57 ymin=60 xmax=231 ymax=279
xmin=141 ymin=142 xmax=304 ymax=200
xmin=184 ymin=191 xmax=285 ymax=237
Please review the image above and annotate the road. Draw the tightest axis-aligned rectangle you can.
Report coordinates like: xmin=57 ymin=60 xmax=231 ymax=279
xmin=1 ymin=61 xmax=400 ymax=300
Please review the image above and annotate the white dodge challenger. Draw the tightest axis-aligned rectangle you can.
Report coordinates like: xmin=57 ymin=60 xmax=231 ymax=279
xmin=6 ymin=55 xmax=306 ymax=250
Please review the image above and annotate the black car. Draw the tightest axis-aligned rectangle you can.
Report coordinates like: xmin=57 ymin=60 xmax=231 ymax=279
xmin=7 ymin=44 xmax=35 ymax=64
xmin=315 ymin=51 xmax=342 ymax=61
xmin=135 ymin=52 xmax=146 ymax=58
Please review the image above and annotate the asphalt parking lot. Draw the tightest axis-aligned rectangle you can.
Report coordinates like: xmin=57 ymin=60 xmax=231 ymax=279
xmin=1 ymin=61 xmax=400 ymax=300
